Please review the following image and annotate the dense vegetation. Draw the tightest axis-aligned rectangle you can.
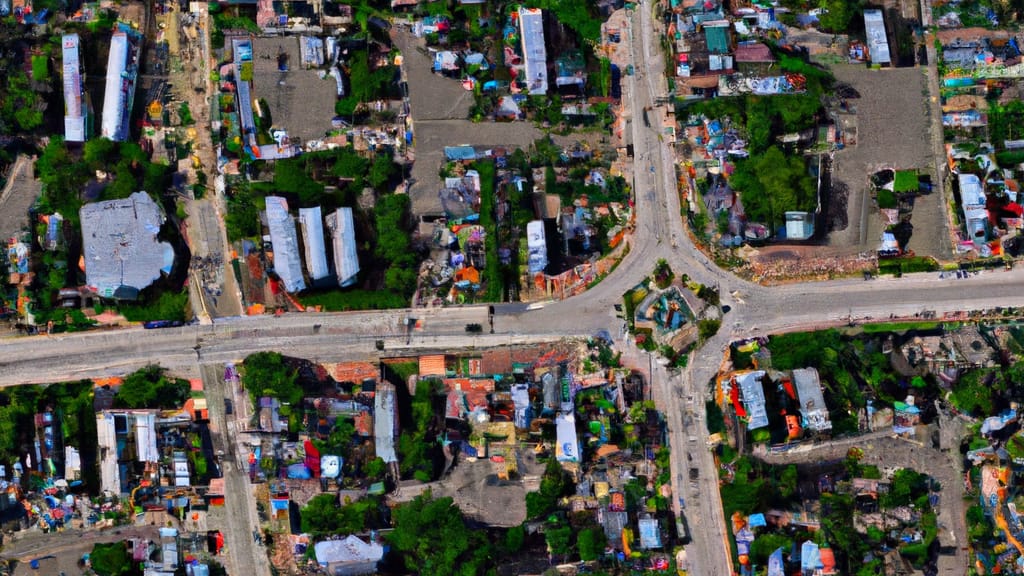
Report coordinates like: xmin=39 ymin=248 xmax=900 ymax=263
xmin=0 ymin=381 xmax=99 ymax=491
xmin=729 ymin=146 xmax=816 ymax=229
xmin=397 ymin=378 xmax=440 ymax=481
xmin=242 ymin=351 xmax=303 ymax=407
xmin=387 ymin=491 xmax=494 ymax=576
xmin=301 ymin=494 xmax=387 ymax=538
xmin=114 ymin=365 xmax=190 ymax=410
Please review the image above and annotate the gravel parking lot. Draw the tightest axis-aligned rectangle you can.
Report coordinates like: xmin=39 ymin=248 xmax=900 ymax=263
xmin=827 ymin=64 xmax=951 ymax=259
xmin=252 ymin=37 xmax=338 ymax=143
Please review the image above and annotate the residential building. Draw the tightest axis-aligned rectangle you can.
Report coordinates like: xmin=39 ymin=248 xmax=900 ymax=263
xmin=526 ymin=220 xmax=548 ymax=273
xmin=959 ymin=173 xmax=988 ymax=244
xmin=298 ymin=207 xmax=330 ymax=281
xmin=314 ymin=535 xmax=384 ymax=575
xmin=101 ymin=27 xmax=141 ymax=141
xmin=864 ymin=10 xmax=891 ymax=67
xmin=792 ymin=368 xmax=832 ymax=433
xmin=785 ymin=211 xmax=815 ymax=240
xmin=325 ymin=207 xmax=360 ymax=287
xmin=96 ymin=410 xmax=160 ymax=495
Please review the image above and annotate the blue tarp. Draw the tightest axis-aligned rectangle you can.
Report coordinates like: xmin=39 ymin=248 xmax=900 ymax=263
xmin=286 ymin=463 xmax=311 ymax=479
xmin=748 ymin=513 xmax=766 ymax=528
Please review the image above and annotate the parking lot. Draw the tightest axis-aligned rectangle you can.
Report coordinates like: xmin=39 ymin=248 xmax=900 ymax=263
xmin=826 ymin=64 xmax=952 ymax=259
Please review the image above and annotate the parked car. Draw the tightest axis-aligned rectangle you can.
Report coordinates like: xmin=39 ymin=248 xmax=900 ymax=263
xmin=224 ymin=398 xmax=233 ymax=415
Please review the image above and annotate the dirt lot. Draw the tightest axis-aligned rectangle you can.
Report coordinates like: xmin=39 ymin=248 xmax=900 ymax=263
xmin=393 ymin=29 xmax=546 ymax=216
xmin=0 ymin=155 xmax=40 ymax=242
xmin=826 ymin=64 xmax=951 ymax=259
xmin=392 ymin=445 xmax=545 ymax=528
xmin=252 ymin=37 xmax=339 ymax=143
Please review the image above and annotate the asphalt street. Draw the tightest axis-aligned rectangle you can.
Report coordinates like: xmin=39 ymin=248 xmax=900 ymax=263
xmin=0 ymin=1 xmax=1004 ymax=573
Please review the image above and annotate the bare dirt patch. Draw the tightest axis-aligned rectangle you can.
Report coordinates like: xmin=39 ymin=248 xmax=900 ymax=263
xmin=826 ymin=64 xmax=950 ymax=258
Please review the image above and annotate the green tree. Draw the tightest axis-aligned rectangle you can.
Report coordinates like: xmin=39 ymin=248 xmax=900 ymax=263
xmin=364 ymin=457 xmax=386 ymax=480
xmin=368 ymin=154 xmax=397 ymax=191
xmin=526 ymin=458 xmax=571 ymax=519
xmin=778 ymin=464 xmax=799 ymax=500
xmin=226 ymin=185 xmax=261 ymax=241
xmin=116 ymin=365 xmax=188 ymax=409
xmin=388 ymin=491 xmax=493 ymax=576
xmin=818 ymin=0 xmax=854 ymax=33
xmin=300 ymin=494 xmax=382 ymax=537
xmin=698 ymin=318 xmax=721 ymax=341
xmin=504 ymin=524 xmax=526 ymax=553
xmin=90 ymin=541 xmax=133 ymax=576
xmin=820 ymin=493 xmax=861 ymax=568
xmin=545 ymin=523 xmax=573 ymax=558
xmin=882 ymin=468 xmax=929 ymax=509
xmin=576 ymin=526 xmax=606 ymax=561
xmin=242 ymin=352 xmax=303 ymax=406
xmin=733 ymin=146 xmax=816 ymax=230
xmin=749 ymin=533 xmax=792 ymax=566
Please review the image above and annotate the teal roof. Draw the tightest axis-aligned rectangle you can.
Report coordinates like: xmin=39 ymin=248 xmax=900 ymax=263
xmin=705 ymin=25 xmax=729 ymax=54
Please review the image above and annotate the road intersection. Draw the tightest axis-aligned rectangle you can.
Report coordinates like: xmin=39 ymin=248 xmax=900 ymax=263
xmin=0 ymin=1 xmax=1006 ymax=573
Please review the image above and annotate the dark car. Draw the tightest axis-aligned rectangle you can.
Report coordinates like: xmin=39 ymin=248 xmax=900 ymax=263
xmin=465 ymin=323 xmax=483 ymax=333
xmin=224 ymin=398 xmax=233 ymax=415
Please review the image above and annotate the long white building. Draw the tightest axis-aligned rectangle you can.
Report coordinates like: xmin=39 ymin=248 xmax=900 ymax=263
xmin=326 ymin=207 xmax=360 ymax=287
xmin=101 ymin=29 xmax=139 ymax=141
xmin=265 ymin=196 xmax=307 ymax=293
xmin=62 ymin=34 xmax=88 ymax=142
xmin=519 ymin=8 xmax=548 ymax=95
xmin=298 ymin=207 xmax=330 ymax=281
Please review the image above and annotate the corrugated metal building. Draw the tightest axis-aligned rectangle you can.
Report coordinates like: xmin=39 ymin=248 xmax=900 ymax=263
xmin=326 ymin=207 xmax=360 ymax=287
xmin=62 ymin=34 xmax=88 ymax=142
xmin=864 ymin=10 xmax=891 ymax=66
xmin=265 ymin=196 xmax=307 ymax=293
xmin=792 ymin=367 xmax=832 ymax=432
xmin=298 ymin=207 xmax=330 ymax=281
xmin=519 ymin=8 xmax=548 ymax=95
xmin=80 ymin=192 xmax=175 ymax=299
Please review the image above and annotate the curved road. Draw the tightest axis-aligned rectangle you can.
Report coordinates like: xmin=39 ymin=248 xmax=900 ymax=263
xmin=0 ymin=1 xmax=1000 ymax=573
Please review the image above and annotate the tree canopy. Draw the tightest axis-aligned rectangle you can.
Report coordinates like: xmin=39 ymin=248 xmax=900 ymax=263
xmin=525 ymin=457 xmax=572 ymax=519
xmin=387 ymin=491 xmax=493 ymax=576
xmin=731 ymin=146 xmax=816 ymax=230
xmin=300 ymin=494 xmax=383 ymax=538
xmin=90 ymin=541 xmax=135 ymax=576
xmin=115 ymin=365 xmax=190 ymax=409
xmin=242 ymin=352 xmax=303 ymax=406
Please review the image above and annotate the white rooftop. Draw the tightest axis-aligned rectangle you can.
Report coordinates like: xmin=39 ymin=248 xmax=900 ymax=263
xmin=80 ymin=192 xmax=174 ymax=299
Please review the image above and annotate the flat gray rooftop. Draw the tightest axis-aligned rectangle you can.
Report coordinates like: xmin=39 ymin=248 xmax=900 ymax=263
xmin=80 ymin=191 xmax=174 ymax=298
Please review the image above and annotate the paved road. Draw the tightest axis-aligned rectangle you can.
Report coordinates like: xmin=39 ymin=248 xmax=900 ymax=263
xmin=0 ymin=3 xmax=1002 ymax=574
xmin=202 ymin=363 xmax=273 ymax=576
